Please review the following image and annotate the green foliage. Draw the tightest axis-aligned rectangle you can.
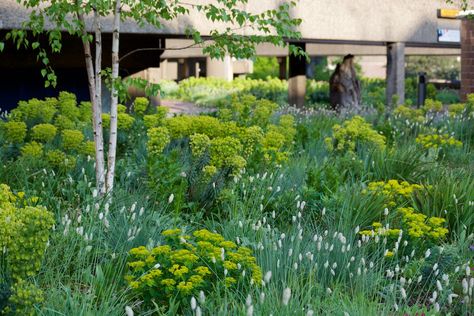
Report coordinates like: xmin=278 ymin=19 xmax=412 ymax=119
xmin=406 ymin=56 xmax=460 ymax=81
xmin=117 ymin=113 xmax=135 ymax=130
xmin=20 ymin=141 xmax=44 ymax=159
xmin=31 ymin=124 xmax=57 ymax=143
xmin=416 ymin=133 xmax=463 ymax=150
xmin=9 ymin=0 xmax=305 ymax=93
xmin=46 ymin=149 xmax=76 ymax=170
xmin=325 ymin=116 xmax=386 ymax=153
xmin=133 ymin=97 xmax=150 ymax=116
xmin=167 ymin=77 xmax=288 ymax=106
xmin=125 ymin=228 xmax=262 ymax=311
xmin=54 ymin=114 xmax=75 ymax=131
xmin=147 ymin=97 xmax=295 ymax=179
xmin=61 ymin=129 xmax=84 ymax=152
xmin=0 ymin=81 xmax=474 ymax=315
xmin=0 ymin=184 xmax=54 ymax=315
xmin=209 ymin=137 xmax=245 ymax=174
xmin=2 ymin=122 xmax=27 ymax=144
xmin=190 ymin=133 xmax=211 ymax=157
xmin=147 ymin=127 xmax=171 ymax=157
xmin=9 ymin=99 xmax=56 ymax=125
xmin=248 ymin=57 xmax=279 ymax=80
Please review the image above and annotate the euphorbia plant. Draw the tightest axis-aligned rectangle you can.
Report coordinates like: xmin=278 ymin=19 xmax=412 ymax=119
xmin=2 ymin=0 xmax=305 ymax=195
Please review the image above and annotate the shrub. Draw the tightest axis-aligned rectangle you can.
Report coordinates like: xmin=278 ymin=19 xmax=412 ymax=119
xmin=20 ymin=142 xmax=43 ymax=159
xmin=423 ymin=99 xmax=443 ymax=113
xmin=359 ymin=207 xmax=449 ymax=243
xmin=103 ymin=113 xmax=135 ymax=130
xmin=190 ymin=133 xmax=211 ymax=157
xmin=364 ymin=179 xmax=424 ymax=208
xmin=133 ymin=97 xmax=149 ymax=116
xmin=416 ymin=133 xmax=463 ymax=150
xmin=393 ymin=105 xmax=424 ymax=123
xmin=147 ymin=127 xmax=171 ymax=157
xmin=118 ymin=104 xmax=127 ymax=113
xmin=2 ymin=121 xmax=27 ymax=143
xmin=143 ymin=107 xmax=168 ymax=129
xmin=78 ymin=101 xmax=93 ymax=122
xmin=57 ymin=91 xmax=80 ymax=120
xmin=209 ymin=137 xmax=244 ymax=170
xmin=118 ymin=113 xmax=135 ymax=130
xmin=54 ymin=114 xmax=75 ymax=130
xmin=0 ymin=184 xmax=54 ymax=315
xmin=261 ymin=130 xmax=287 ymax=163
xmin=61 ymin=129 xmax=85 ymax=152
xmin=80 ymin=141 xmax=96 ymax=156
xmin=46 ymin=150 xmax=76 ymax=170
xmin=125 ymin=228 xmax=262 ymax=310
xmin=31 ymin=124 xmax=57 ymax=143
xmin=325 ymin=116 xmax=386 ymax=153
xmin=9 ymin=98 xmax=56 ymax=124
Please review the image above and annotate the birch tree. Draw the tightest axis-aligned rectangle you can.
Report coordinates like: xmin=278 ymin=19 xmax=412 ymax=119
xmin=3 ymin=0 xmax=305 ymax=194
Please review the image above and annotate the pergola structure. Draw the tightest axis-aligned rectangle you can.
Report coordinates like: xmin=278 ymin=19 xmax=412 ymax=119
xmin=0 ymin=0 xmax=467 ymax=109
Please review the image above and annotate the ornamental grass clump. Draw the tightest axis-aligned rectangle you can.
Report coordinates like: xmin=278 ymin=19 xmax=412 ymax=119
xmin=0 ymin=184 xmax=55 ymax=315
xmin=125 ymin=228 xmax=262 ymax=311
xmin=325 ymin=116 xmax=386 ymax=153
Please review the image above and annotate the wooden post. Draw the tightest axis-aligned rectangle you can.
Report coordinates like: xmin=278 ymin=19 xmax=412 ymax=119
xmin=288 ymin=42 xmax=306 ymax=107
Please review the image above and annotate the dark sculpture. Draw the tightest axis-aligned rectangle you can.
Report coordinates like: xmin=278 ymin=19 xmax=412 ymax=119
xmin=329 ymin=54 xmax=361 ymax=110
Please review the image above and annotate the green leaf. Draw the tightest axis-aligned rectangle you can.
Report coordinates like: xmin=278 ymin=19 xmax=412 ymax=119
xmin=0 ymin=42 xmax=4 ymax=52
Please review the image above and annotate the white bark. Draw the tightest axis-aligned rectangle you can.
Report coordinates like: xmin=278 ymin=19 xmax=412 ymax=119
xmin=94 ymin=9 xmax=106 ymax=195
xmin=106 ymin=0 xmax=121 ymax=192
xmin=78 ymin=10 xmax=106 ymax=195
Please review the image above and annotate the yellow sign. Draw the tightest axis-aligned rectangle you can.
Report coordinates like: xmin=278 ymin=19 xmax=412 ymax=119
xmin=438 ymin=9 xmax=460 ymax=19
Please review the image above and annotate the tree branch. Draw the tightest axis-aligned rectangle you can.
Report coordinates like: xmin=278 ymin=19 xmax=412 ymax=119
xmin=119 ymin=41 xmax=206 ymax=62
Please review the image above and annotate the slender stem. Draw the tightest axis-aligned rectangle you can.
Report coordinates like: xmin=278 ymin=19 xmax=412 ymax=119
xmin=106 ymin=0 xmax=121 ymax=192
xmin=77 ymin=8 xmax=106 ymax=195
xmin=94 ymin=8 xmax=106 ymax=195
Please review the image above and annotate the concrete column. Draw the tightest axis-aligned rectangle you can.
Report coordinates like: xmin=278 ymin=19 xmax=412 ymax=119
xmin=206 ymin=55 xmax=233 ymax=81
xmin=461 ymin=18 xmax=474 ymax=101
xmin=177 ymin=58 xmax=190 ymax=81
xmin=277 ymin=57 xmax=287 ymax=80
xmin=195 ymin=61 xmax=201 ymax=78
xmin=386 ymin=42 xmax=405 ymax=106
xmin=288 ymin=43 xmax=306 ymax=107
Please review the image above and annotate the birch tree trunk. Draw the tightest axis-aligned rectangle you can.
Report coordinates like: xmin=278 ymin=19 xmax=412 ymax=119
xmin=94 ymin=9 xmax=106 ymax=195
xmin=77 ymin=10 xmax=106 ymax=195
xmin=106 ymin=0 xmax=121 ymax=192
